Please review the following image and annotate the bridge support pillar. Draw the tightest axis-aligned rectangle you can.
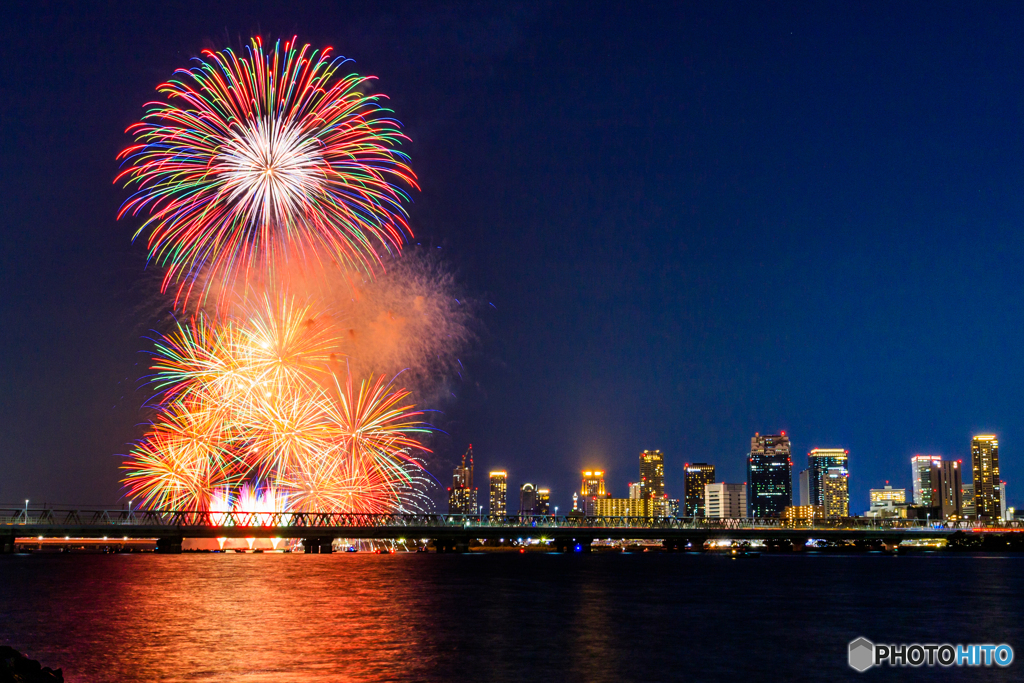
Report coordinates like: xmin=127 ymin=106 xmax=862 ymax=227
xmin=0 ymin=531 xmax=14 ymax=554
xmin=302 ymin=538 xmax=333 ymax=554
xmin=155 ymin=536 xmax=183 ymax=554
xmin=454 ymin=539 xmax=470 ymax=553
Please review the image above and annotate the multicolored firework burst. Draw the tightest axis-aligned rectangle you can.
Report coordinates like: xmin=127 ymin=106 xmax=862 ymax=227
xmin=122 ymin=297 xmax=433 ymax=512
xmin=118 ymin=38 xmax=443 ymax=516
xmin=116 ymin=36 xmax=418 ymax=304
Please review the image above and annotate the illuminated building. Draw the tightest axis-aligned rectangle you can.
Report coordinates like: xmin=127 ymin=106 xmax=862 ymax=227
xmin=448 ymin=445 xmax=477 ymax=514
xmin=684 ymin=463 xmax=715 ymax=517
xmin=639 ymin=450 xmax=665 ymax=499
xmin=938 ymin=461 xmax=962 ymax=518
xmin=971 ymin=435 xmax=1000 ymax=520
xmin=520 ymin=483 xmax=537 ymax=516
xmin=668 ymin=499 xmax=680 ymax=517
xmin=747 ymin=432 xmax=792 ymax=517
xmin=628 ymin=482 xmax=642 ymax=500
xmin=962 ymin=483 xmax=976 ymax=517
xmin=822 ymin=467 xmax=849 ymax=518
xmin=866 ymin=485 xmax=908 ymax=518
xmin=536 ymin=488 xmax=551 ymax=515
xmin=781 ymin=504 xmax=824 ymax=526
xmin=998 ymin=482 xmax=1007 ymax=520
xmin=705 ymin=483 xmax=746 ymax=519
xmin=911 ymin=455 xmax=941 ymax=507
xmin=593 ymin=497 xmax=650 ymax=518
xmin=489 ymin=471 xmax=507 ymax=517
xmin=870 ymin=485 xmax=906 ymax=505
xmin=580 ymin=470 xmax=608 ymax=515
xmin=807 ymin=448 xmax=848 ymax=507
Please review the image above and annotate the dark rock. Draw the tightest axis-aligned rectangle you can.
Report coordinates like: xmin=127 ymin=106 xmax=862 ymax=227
xmin=0 ymin=646 xmax=64 ymax=682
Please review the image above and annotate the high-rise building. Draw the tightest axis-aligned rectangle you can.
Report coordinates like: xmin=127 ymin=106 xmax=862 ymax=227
xmin=938 ymin=461 xmax=963 ymax=519
xmin=962 ymin=483 xmax=976 ymax=517
xmin=911 ymin=455 xmax=941 ymax=507
xmin=807 ymin=448 xmax=848 ymax=507
xmin=489 ymin=471 xmax=507 ymax=517
xmin=536 ymin=488 xmax=551 ymax=515
xmin=972 ymin=435 xmax=1000 ymax=520
xmin=639 ymin=450 xmax=666 ymax=499
xmin=822 ymin=467 xmax=849 ymax=518
xmin=448 ymin=445 xmax=477 ymax=514
xmin=999 ymin=482 xmax=1007 ymax=520
xmin=684 ymin=463 xmax=715 ymax=517
xmin=705 ymin=483 xmax=747 ymax=519
xmin=520 ymin=483 xmax=537 ymax=516
xmin=668 ymin=499 xmax=680 ymax=517
xmin=628 ymin=482 xmax=643 ymax=500
xmin=580 ymin=470 xmax=608 ymax=515
xmin=798 ymin=469 xmax=811 ymax=507
xmin=747 ymin=432 xmax=792 ymax=517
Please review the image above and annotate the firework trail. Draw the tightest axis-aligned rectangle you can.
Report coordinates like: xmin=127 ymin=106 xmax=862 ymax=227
xmin=117 ymin=39 xmax=455 ymax=515
xmin=117 ymin=36 xmax=418 ymax=305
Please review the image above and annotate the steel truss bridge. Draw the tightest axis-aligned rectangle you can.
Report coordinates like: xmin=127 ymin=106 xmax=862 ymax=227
xmin=2 ymin=507 xmax=1020 ymax=553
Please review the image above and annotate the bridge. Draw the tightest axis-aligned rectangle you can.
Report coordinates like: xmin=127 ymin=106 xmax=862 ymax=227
xmin=3 ymin=506 xmax=1019 ymax=553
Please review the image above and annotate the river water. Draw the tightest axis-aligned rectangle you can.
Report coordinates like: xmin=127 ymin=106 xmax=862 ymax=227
xmin=1 ymin=551 xmax=1021 ymax=682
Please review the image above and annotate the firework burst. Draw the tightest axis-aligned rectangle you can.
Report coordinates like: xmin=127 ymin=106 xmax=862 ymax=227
xmin=116 ymin=36 xmax=418 ymax=304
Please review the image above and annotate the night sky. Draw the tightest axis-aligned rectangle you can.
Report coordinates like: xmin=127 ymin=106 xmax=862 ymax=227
xmin=3 ymin=2 xmax=1024 ymax=512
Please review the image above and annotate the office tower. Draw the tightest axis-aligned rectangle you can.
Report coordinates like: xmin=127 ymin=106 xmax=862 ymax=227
xmin=747 ymin=432 xmax=792 ymax=517
xmin=822 ymin=467 xmax=849 ymax=517
xmin=448 ymin=445 xmax=477 ymax=514
xmin=520 ymin=483 xmax=538 ymax=516
xmin=911 ymin=455 xmax=941 ymax=506
xmin=798 ymin=469 xmax=811 ymax=507
xmin=962 ymin=484 xmax=976 ymax=517
xmin=938 ymin=461 xmax=963 ymax=518
xmin=999 ymin=483 xmax=1007 ymax=520
xmin=639 ymin=450 xmax=666 ymax=499
xmin=972 ymin=435 xmax=1000 ymax=520
xmin=684 ymin=463 xmax=715 ymax=517
xmin=705 ymin=483 xmax=747 ymax=519
xmin=536 ymin=488 xmax=551 ymax=515
xmin=668 ymin=499 xmax=680 ymax=517
xmin=489 ymin=471 xmax=508 ymax=517
xmin=580 ymin=470 xmax=607 ymax=515
xmin=807 ymin=448 xmax=848 ymax=507
xmin=628 ymin=482 xmax=643 ymax=500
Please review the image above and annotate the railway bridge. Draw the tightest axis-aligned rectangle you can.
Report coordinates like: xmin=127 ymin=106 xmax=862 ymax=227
xmin=3 ymin=506 xmax=1018 ymax=553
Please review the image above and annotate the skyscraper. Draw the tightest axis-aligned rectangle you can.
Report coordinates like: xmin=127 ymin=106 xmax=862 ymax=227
xmin=448 ymin=445 xmax=477 ymax=514
xmin=822 ymin=467 xmax=849 ymax=518
xmin=962 ymin=483 xmax=976 ymax=517
xmin=489 ymin=471 xmax=508 ymax=517
xmin=580 ymin=470 xmax=608 ymax=515
xmin=938 ymin=460 xmax=963 ymax=519
xmin=972 ymin=435 xmax=1000 ymax=520
xmin=807 ymin=448 xmax=848 ymax=507
xmin=536 ymin=488 xmax=551 ymax=515
xmin=798 ymin=469 xmax=811 ymax=507
xmin=684 ymin=463 xmax=715 ymax=517
xmin=628 ymin=482 xmax=643 ymax=500
xmin=747 ymin=432 xmax=792 ymax=518
xmin=911 ymin=455 xmax=941 ymax=507
xmin=520 ymin=483 xmax=538 ymax=516
xmin=639 ymin=450 xmax=665 ymax=499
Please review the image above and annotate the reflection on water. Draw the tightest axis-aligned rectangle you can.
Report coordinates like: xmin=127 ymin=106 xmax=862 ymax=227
xmin=2 ymin=553 xmax=1024 ymax=682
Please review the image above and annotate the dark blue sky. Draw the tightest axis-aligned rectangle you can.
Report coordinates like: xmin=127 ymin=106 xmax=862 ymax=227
xmin=2 ymin=2 xmax=1023 ymax=512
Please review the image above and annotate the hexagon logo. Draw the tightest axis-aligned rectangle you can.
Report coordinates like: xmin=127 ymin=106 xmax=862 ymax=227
xmin=848 ymin=637 xmax=875 ymax=672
